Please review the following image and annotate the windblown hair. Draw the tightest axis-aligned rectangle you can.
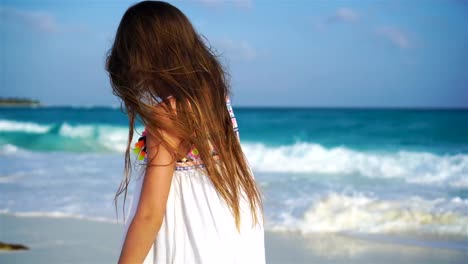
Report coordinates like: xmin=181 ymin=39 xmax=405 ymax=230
xmin=105 ymin=0 xmax=262 ymax=230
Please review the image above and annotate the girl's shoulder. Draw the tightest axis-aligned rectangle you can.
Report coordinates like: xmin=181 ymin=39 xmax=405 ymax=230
xmin=132 ymin=96 xmax=238 ymax=163
xmin=132 ymin=96 xmax=173 ymax=162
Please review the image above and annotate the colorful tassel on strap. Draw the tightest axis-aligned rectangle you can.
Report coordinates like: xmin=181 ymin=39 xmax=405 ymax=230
xmin=133 ymin=129 xmax=147 ymax=162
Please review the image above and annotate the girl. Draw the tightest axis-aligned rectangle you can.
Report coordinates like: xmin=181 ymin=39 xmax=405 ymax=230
xmin=105 ymin=1 xmax=265 ymax=264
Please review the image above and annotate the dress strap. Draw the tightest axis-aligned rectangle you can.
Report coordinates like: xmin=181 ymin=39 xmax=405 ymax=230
xmin=226 ymin=96 xmax=240 ymax=139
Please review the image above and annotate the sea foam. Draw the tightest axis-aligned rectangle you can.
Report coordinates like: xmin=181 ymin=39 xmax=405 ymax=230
xmin=243 ymin=143 xmax=468 ymax=187
xmin=269 ymin=192 xmax=468 ymax=237
xmin=1 ymin=119 xmax=467 ymax=187
xmin=0 ymin=119 xmax=50 ymax=133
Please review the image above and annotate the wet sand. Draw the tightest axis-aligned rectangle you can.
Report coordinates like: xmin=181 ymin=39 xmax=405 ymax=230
xmin=0 ymin=214 xmax=466 ymax=264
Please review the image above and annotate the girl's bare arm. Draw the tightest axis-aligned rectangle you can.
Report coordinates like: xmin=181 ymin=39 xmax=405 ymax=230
xmin=118 ymin=100 xmax=180 ymax=264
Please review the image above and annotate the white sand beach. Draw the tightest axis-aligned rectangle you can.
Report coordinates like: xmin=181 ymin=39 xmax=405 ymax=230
xmin=1 ymin=213 xmax=466 ymax=264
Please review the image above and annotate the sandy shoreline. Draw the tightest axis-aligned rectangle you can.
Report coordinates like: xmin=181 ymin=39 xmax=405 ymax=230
xmin=0 ymin=214 xmax=466 ymax=264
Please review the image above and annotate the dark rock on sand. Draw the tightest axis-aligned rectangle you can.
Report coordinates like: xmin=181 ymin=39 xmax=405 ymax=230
xmin=0 ymin=241 xmax=29 ymax=251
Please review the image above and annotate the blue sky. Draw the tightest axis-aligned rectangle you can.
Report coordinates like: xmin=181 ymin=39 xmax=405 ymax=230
xmin=0 ymin=0 xmax=467 ymax=107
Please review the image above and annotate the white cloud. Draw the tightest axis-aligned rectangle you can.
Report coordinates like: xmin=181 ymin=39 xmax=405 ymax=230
xmin=374 ymin=26 xmax=411 ymax=49
xmin=192 ymin=0 xmax=253 ymax=9
xmin=312 ymin=8 xmax=413 ymax=51
xmin=211 ymin=38 xmax=258 ymax=61
xmin=313 ymin=7 xmax=359 ymax=31
xmin=0 ymin=6 xmax=59 ymax=33
xmin=0 ymin=6 xmax=87 ymax=34
xmin=327 ymin=7 xmax=359 ymax=24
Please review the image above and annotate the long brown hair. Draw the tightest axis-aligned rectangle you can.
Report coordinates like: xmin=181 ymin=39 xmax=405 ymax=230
xmin=105 ymin=0 xmax=262 ymax=230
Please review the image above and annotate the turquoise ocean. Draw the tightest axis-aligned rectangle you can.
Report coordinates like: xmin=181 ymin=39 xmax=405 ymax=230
xmin=1 ymin=106 xmax=467 ymax=250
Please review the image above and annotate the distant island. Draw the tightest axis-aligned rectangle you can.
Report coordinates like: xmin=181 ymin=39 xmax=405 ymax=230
xmin=0 ymin=97 xmax=41 ymax=106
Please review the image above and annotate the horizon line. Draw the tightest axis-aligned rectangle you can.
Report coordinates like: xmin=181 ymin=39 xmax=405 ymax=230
xmin=1 ymin=104 xmax=467 ymax=110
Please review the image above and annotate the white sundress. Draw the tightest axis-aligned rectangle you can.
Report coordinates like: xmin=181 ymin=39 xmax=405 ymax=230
xmin=118 ymin=98 xmax=266 ymax=264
